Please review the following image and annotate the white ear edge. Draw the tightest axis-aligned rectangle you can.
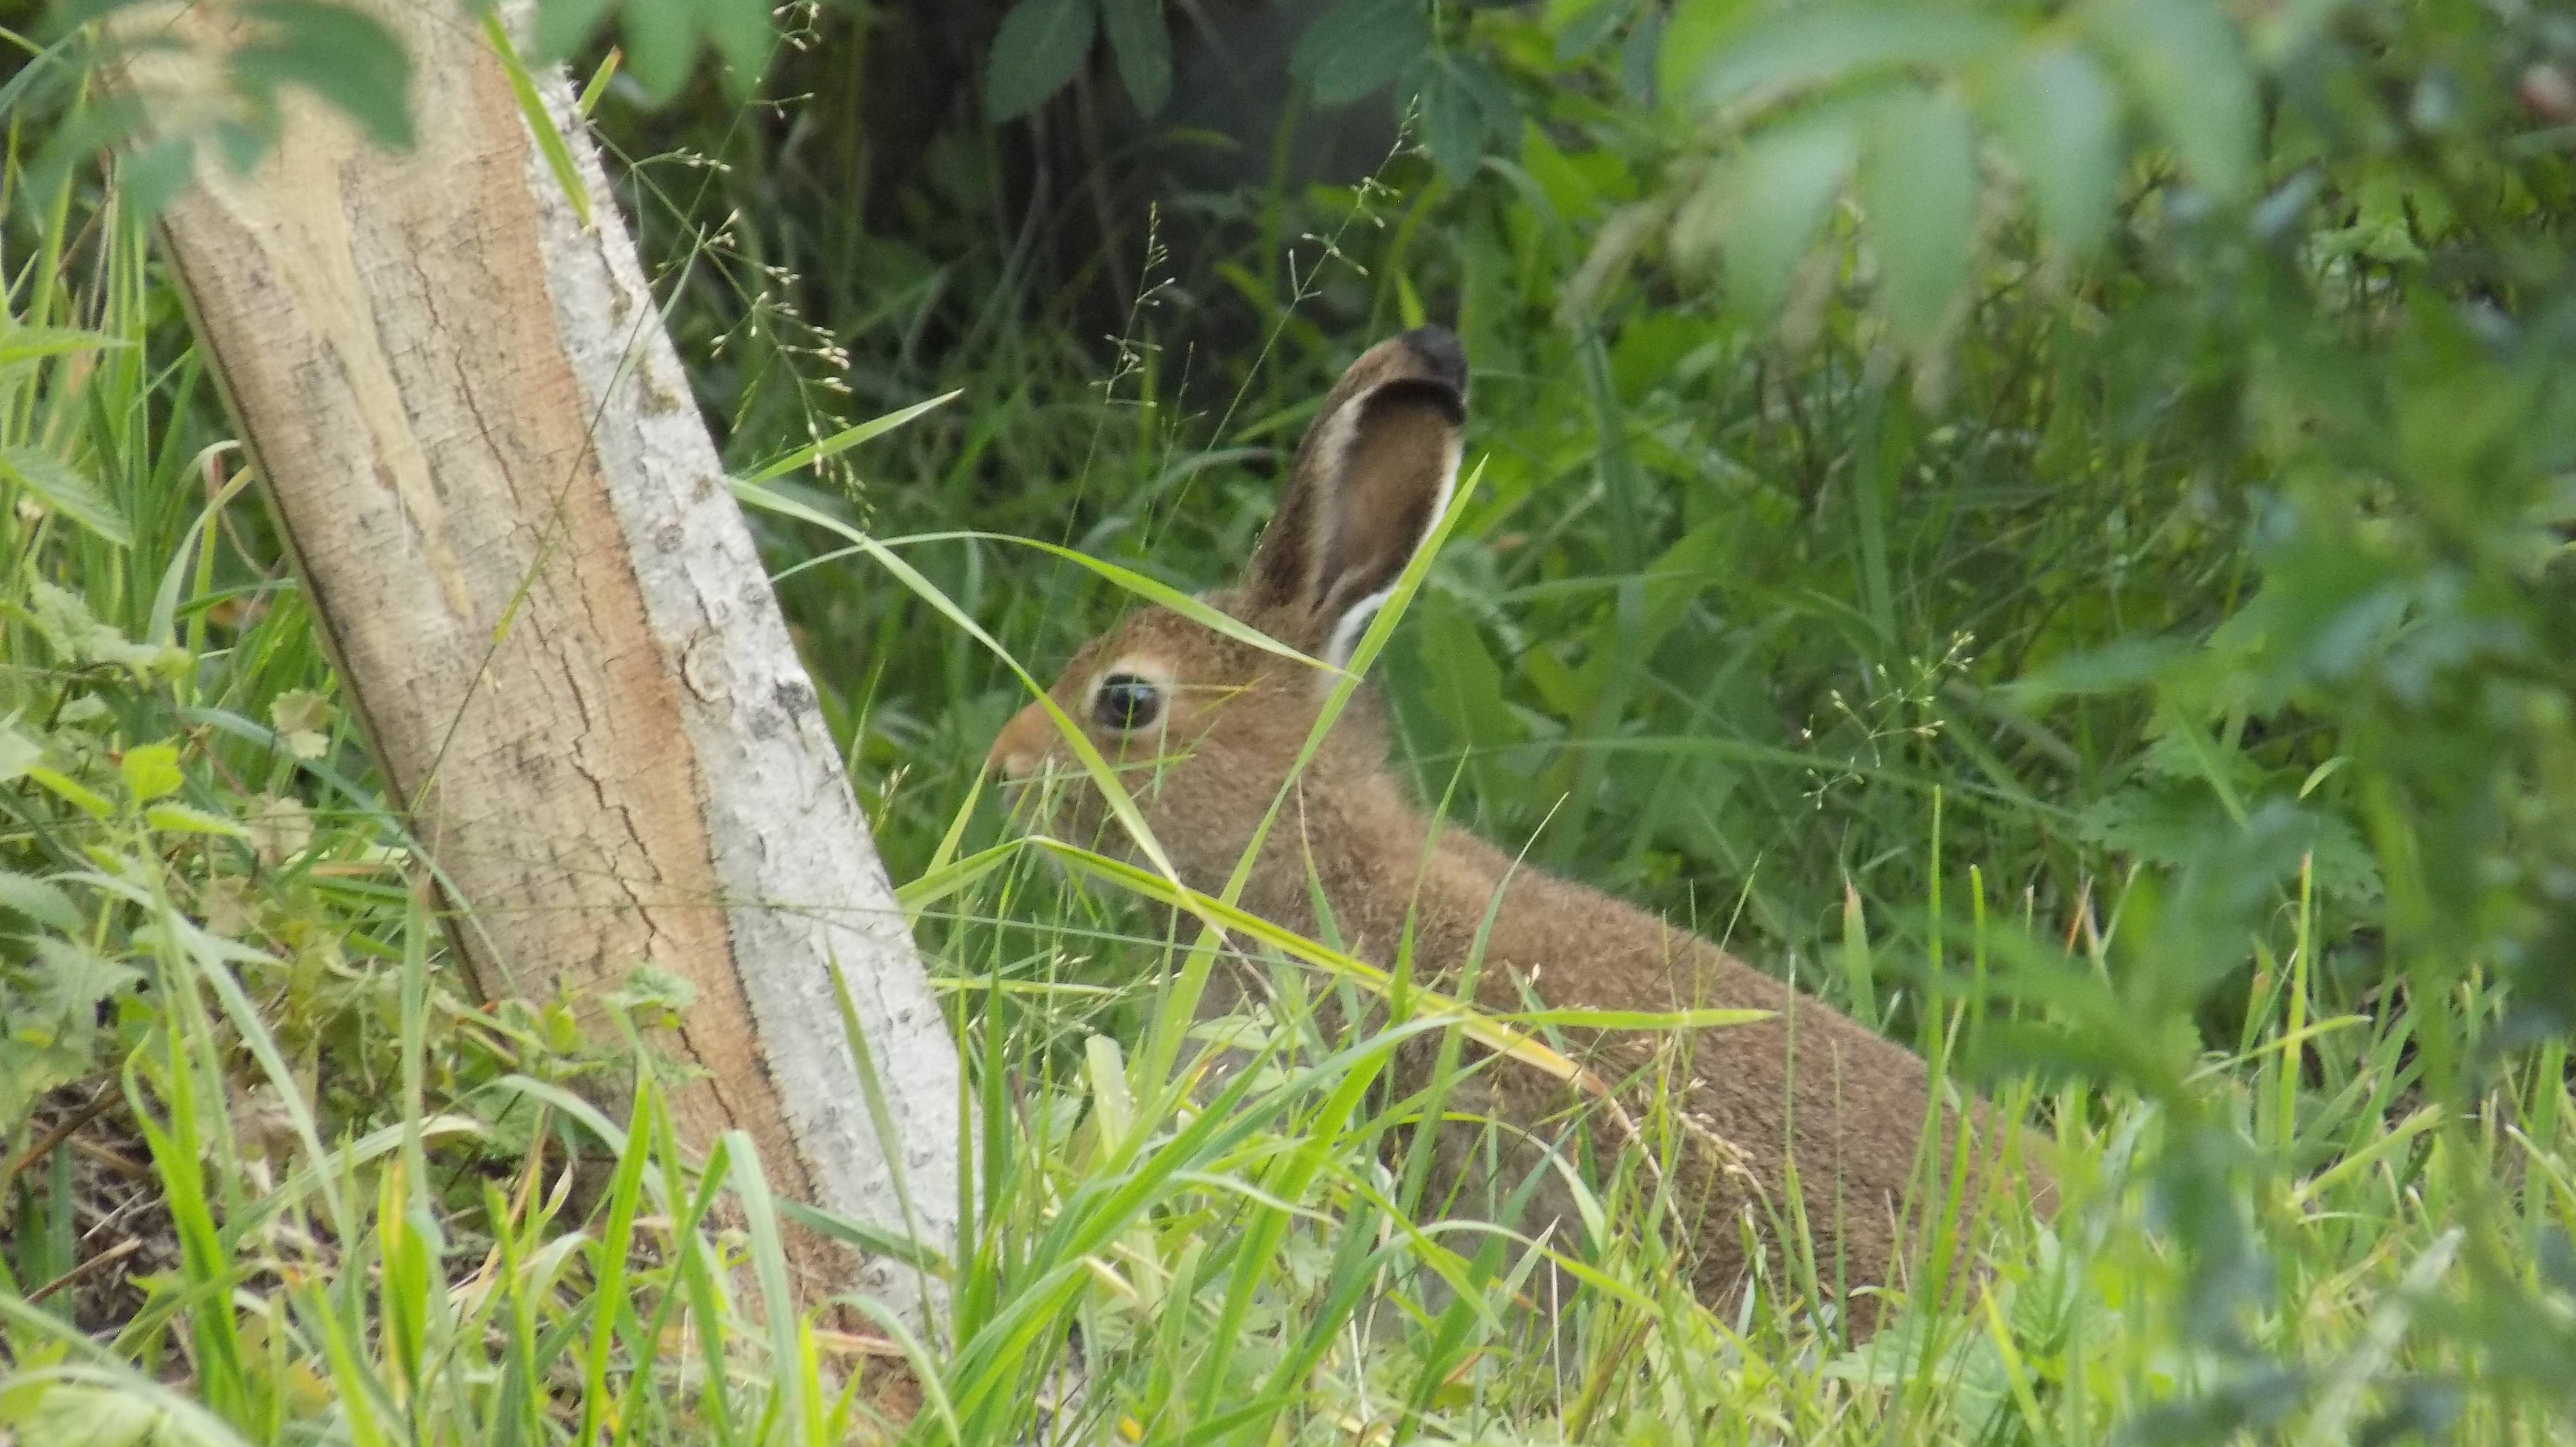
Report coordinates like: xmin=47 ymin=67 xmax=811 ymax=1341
xmin=1318 ymin=436 xmax=1462 ymax=672
xmin=1309 ymin=394 xmax=1367 ymax=498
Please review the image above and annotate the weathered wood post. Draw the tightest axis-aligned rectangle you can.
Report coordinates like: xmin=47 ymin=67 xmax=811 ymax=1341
xmin=134 ymin=3 xmax=959 ymax=1326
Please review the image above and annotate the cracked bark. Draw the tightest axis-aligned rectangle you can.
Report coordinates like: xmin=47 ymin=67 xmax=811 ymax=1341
xmin=138 ymin=4 xmax=959 ymax=1327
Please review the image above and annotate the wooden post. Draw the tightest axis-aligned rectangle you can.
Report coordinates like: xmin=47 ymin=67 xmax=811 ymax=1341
xmin=135 ymin=5 xmax=958 ymax=1325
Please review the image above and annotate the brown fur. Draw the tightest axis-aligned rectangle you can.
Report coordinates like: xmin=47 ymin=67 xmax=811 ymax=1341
xmin=988 ymin=329 xmax=2051 ymax=1331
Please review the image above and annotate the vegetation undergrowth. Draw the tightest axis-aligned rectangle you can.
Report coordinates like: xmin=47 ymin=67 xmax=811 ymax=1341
xmin=4 ymin=0 xmax=2575 ymax=1443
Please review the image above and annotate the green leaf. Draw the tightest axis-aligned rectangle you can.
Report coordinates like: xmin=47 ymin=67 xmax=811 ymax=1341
xmin=1690 ymin=113 xmax=1859 ymax=321
xmin=1840 ymin=882 xmax=1878 ymax=1029
xmin=118 ymin=136 xmax=195 ymax=220
xmin=578 ymin=49 xmax=621 ymax=116
xmin=0 ymin=1379 xmax=165 ymax=1447
xmin=1656 ymin=0 xmax=1756 ymax=114
xmin=1555 ymin=0 xmax=1639 ymax=63
xmin=1619 ymin=5 xmax=1665 ymax=104
xmin=1695 ymin=5 xmax=2010 ymax=112
xmin=541 ymin=0 xmax=776 ymax=100
xmin=1412 ymin=595 xmax=1527 ymax=809
xmin=1983 ymin=41 xmax=2120 ymax=255
xmin=620 ymin=0 xmax=696 ymax=99
xmin=701 ymin=0 xmax=776 ymax=91
xmin=121 ymin=742 xmax=183 ymax=802
xmin=1101 ymin=0 xmax=1172 ymax=117
xmin=1422 ymin=64 xmax=1484 ymax=180
xmin=0 ymin=871 xmax=79 ymax=933
xmin=235 ymin=2 xmax=414 ymax=150
xmin=27 ymin=767 xmax=112 ymax=819
xmin=269 ymin=689 xmax=334 ymax=760
xmin=1859 ymin=85 xmax=1977 ymax=348
xmin=0 ymin=725 xmax=39 ymax=784
xmin=533 ymin=0 xmax=616 ymax=64
xmin=986 ymin=0 xmax=1099 ymax=122
xmin=147 ymin=804 xmax=252 ymax=838
xmin=1414 ymin=52 xmax=1516 ymax=184
xmin=1291 ymin=0 xmax=1431 ymax=108
xmin=2089 ymin=0 xmax=2256 ymax=199
xmin=0 ymin=444 xmax=131 ymax=547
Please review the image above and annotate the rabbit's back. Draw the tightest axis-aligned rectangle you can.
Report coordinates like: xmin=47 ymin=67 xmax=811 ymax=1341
xmin=1345 ymin=817 xmax=2021 ymax=1324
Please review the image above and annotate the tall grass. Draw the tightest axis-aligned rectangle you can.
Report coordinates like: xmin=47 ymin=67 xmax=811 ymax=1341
xmin=0 ymin=12 xmax=2570 ymax=1447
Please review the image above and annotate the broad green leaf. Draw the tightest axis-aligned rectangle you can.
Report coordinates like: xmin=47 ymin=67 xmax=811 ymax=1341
xmin=2089 ymin=0 xmax=2256 ymax=199
xmin=147 ymin=803 xmax=252 ymax=838
xmin=619 ymin=0 xmax=694 ymax=99
xmin=700 ymin=0 xmax=776 ymax=87
xmin=1983 ymin=41 xmax=2120 ymax=255
xmin=544 ymin=0 xmax=775 ymax=100
xmin=235 ymin=2 xmax=414 ymax=150
xmin=1840 ymin=882 xmax=1878 ymax=1028
xmin=26 ymin=767 xmax=111 ymax=819
xmin=1291 ymin=0 xmax=1431 ymax=108
xmin=0 ymin=724 xmax=38 ymax=784
xmin=1695 ymin=5 xmax=2010 ymax=112
xmin=118 ymin=136 xmax=195 ymax=221
xmin=1657 ymin=0 xmax=1757 ymax=113
xmin=1414 ymin=52 xmax=1515 ymax=183
xmin=1414 ymin=594 xmax=1525 ymax=809
xmin=121 ymin=742 xmax=183 ymax=802
xmin=1555 ymin=0 xmax=1638 ymax=62
xmin=1101 ymin=0 xmax=1172 ymax=117
xmin=2241 ymin=0 xmax=2357 ymax=64
xmin=1694 ymin=113 xmax=1858 ymax=320
xmin=1620 ymin=5 xmax=1666 ymax=103
xmin=0 ymin=444 xmax=131 ymax=546
xmin=533 ymin=0 xmax=616 ymax=63
xmin=0 ymin=871 xmax=80 ymax=932
xmin=0 ymin=1379 xmax=165 ymax=1447
xmin=1859 ymin=85 xmax=1977 ymax=347
xmin=986 ymin=0 xmax=1099 ymax=122
xmin=26 ymin=574 xmax=190 ymax=677
xmin=269 ymin=690 xmax=333 ymax=760
xmin=1419 ymin=58 xmax=1481 ymax=183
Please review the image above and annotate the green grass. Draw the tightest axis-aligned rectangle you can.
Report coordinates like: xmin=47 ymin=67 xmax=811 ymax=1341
xmin=3 ymin=8 xmax=2575 ymax=1444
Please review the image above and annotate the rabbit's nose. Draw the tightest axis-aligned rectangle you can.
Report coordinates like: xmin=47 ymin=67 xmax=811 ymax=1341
xmin=986 ymin=700 xmax=1053 ymax=781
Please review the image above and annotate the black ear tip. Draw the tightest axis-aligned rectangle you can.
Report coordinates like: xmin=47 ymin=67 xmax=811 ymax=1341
xmin=1397 ymin=326 xmax=1468 ymax=392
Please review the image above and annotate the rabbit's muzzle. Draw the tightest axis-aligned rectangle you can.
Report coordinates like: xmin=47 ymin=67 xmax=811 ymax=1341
xmin=985 ymin=698 xmax=1056 ymax=785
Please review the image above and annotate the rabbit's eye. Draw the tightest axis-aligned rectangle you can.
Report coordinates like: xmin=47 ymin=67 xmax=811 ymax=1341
xmin=1091 ymin=673 xmax=1164 ymax=733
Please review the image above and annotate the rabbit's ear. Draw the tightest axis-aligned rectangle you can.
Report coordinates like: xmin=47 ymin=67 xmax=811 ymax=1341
xmin=1243 ymin=327 xmax=1467 ymax=664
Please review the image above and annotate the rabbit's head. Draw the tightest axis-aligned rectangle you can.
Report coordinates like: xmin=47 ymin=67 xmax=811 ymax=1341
xmin=986 ymin=327 xmax=1468 ymax=890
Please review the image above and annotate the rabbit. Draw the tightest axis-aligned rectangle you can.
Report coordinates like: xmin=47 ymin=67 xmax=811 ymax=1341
xmin=986 ymin=327 xmax=2052 ymax=1334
